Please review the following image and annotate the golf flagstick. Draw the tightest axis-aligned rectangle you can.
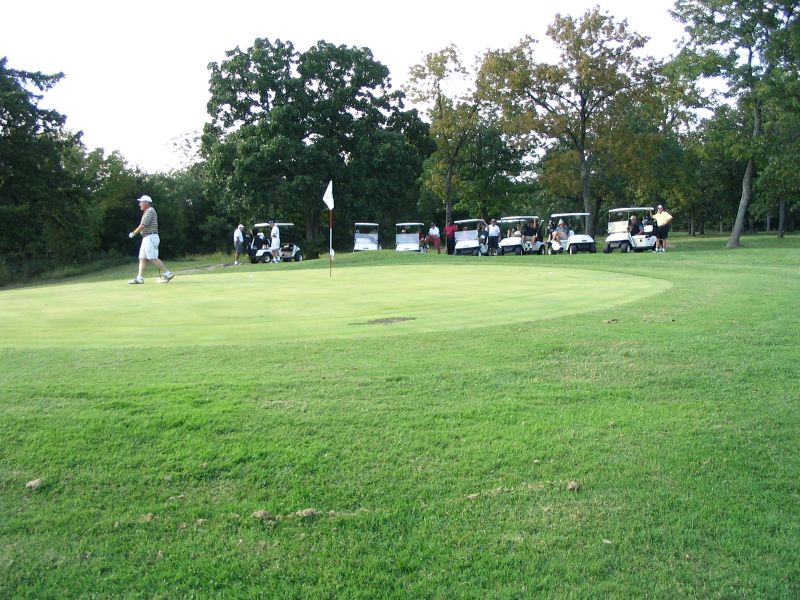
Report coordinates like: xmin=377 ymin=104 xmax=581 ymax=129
xmin=322 ymin=180 xmax=334 ymax=277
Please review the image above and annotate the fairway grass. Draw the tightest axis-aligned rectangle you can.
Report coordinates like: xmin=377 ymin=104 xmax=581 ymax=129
xmin=1 ymin=235 xmax=799 ymax=598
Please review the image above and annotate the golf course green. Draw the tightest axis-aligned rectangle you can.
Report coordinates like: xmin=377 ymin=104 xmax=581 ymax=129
xmin=1 ymin=236 xmax=798 ymax=598
xmin=1 ymin=263 xmax=669 ymax=348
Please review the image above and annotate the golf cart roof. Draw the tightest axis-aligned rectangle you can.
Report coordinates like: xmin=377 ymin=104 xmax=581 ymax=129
xmin=550 ymin=212 xmax=590 ymax=218
xmin=454 ymin=218 xmax=487 ymax=225
xmin=355 ymin=222 xmax=380 ymax=227
xmin=608 ymin=207 xmax=654 ymax=214
xmin=253 ymin=222 xmax=293 ymax=228
xmin=500 ymin=216 xmax=539 ymax=223
xmin=396 ymin=222 xmax=424 ymax=227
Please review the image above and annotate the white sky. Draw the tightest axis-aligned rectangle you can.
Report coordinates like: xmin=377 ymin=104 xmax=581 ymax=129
xmin=3 ymin=0 xmax=685 ymax=173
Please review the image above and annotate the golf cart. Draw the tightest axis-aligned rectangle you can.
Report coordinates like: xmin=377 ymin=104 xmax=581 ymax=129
xmin=546 ymin=212 xmax=596 ymax=254
xmin=395 ymin=222 xmax=425 ymax=252
xmin=247 ymin=223 xmax=271 ymax=264
xmin=354 ymin=222 xmax=381 ymax=251
xmin=498 ymin=216 xmax=546 ymax=255
xmin=603 ymin=207 xmax=657 ymax=253
xmin=454 ymin=219 xmax=489 ymax=256
xmin=250 ymin=222 xmax=303 ymax=263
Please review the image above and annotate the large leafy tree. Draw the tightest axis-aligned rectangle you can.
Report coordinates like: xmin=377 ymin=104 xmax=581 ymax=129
xmin=406 ymin=46 xmax=528 ymax=224
xmin=406 ymin=46 xmax=480 ymax=224
xmin=477 ymin=8 xmax=653 ymax=235
xmin=202 ymin=39 xmax=428 ymax=243
xmin=456 ymin=122 xmax=526 ymax=219
xmin=671 ymin=0 xmax=800 ymax=247
xmin=0 ymin=57 xmax=89 ymax=274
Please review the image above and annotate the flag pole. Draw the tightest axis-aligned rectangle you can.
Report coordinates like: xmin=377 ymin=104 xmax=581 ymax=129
xmin=322 ymin=180 xmax=335 ymax=277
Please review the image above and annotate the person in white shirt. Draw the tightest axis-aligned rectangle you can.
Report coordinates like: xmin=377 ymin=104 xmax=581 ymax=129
xmin=233 ymin=224 xmax=245 ymax=265
xmin=487 ymin=219 xmax=501 ymax=255
xmin=269 ymin=220 xmax=281 ymax=262
xmin=428 ymin=223 xmax=441 ymax=254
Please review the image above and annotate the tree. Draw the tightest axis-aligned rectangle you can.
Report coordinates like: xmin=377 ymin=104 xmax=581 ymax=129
xmin=0 ymin=57 xmax=90 ymax=276
xmin=202 ymin=39 xmax=428 ymax=244
xmin=456 ymin=122 xmax=526 ymax=219
xmin=406 ymin=46 xmax=480 ymax=225
xmin=478 ymin=8 xmax=652 ymax=235
xmin=754 ymin=101 xmax=800 ymax=236
xmin=671 ymin=0 xmax=800 ymax=247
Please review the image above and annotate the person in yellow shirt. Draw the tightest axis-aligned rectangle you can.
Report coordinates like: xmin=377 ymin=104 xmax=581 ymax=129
xmin=653 ymin=204 xmax=673 ymax=253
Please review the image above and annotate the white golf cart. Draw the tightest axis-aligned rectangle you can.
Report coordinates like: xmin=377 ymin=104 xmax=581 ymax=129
xmin=498 ymin=216 xmax=546 ymax=255
xmin=603 ymin=207 xmax=657 ymax=253
xmin=546 ymin=212 xmax=596 ymax=254
xmin=395 ymin=222 xmax=425 ymax=252
xmin=251 ymin=222 xmax=303 ymax=262
xmin=247 ymin=223 xmax=270 ymax=263
xmin=454 ymin=218 xmax=489 ymax=256
xmin=354 ymin=222 xmax=381 ymax=251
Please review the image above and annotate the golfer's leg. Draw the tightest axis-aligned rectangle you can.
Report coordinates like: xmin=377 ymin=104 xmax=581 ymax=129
xmin=151 ymin=259 xmax=167 ymax=274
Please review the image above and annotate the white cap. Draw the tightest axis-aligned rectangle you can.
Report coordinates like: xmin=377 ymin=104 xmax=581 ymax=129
xmin=137 ymin=195 xmax=153 ymax=204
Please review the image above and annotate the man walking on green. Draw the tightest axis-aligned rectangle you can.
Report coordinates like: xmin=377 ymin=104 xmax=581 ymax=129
xmin=128 ymin=195 xmax=174 ymax=284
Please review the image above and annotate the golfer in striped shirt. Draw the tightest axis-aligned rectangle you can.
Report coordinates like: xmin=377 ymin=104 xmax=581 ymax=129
xmin=128 ymin=195 xmax=174 ymax=284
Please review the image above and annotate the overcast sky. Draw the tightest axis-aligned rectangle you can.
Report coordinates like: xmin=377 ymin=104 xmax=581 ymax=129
xmin=3 ymin=0 xmax=685 ymax=173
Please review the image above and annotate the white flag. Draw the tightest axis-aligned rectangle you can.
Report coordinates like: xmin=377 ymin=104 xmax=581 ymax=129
xmin=329 ymin=248 xmax=336 ymax=259
xmin=322 ymin=180 xmax=334 ymax=210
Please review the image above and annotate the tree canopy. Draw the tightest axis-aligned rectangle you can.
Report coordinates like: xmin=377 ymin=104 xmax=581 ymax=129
xmin=477 ymin=8 xmax=655 ymax=234
xmin=201 ymin=39 xmax=430 ymax=244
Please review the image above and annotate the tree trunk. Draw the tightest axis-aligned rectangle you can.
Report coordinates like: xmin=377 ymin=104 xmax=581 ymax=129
xmin=728 ymin=158 xmax=754 ymax=248
xmin=727 ymin=97 xmax=762 ymax=248
xmin=444 ymin=157 xmax=457 ymax=227
xmin=778 ymin=199 xmax=786 ymax=238
xmin=578 ymin=148 xmax=594 ymax=236
xmin=305 ymin=207 xmax=319 ymax=242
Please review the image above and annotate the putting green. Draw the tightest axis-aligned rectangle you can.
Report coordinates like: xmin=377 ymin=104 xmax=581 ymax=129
xmin=0 ymin=263 xmax=670 ymax=348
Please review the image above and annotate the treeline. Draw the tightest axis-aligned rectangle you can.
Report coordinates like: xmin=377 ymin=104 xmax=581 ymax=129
xmin=2 ymin=2 xmax=798 ymax=283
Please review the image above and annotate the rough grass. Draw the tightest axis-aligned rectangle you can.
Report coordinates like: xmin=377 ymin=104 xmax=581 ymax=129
xmin=1 ymin=233 xmax=798 ymax=598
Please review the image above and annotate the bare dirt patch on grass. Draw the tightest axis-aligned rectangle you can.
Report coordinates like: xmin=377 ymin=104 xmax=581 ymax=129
xmin=350 ymin=317 xmax=416 ymax=326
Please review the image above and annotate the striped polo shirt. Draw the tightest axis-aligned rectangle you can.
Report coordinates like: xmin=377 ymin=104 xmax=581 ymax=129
xmin=140 ymin=207 xmax=159 ymax=236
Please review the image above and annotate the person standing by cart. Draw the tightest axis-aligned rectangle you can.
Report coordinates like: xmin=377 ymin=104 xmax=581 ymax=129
xmin=487 ymin=218 xmax=501 ymax=255
xmin=128 ymin=195 xmax=174 ymax=284
xmin=233 ymin=224 xmax=245 ymax=265
xmin=444 ymin=220 xmax=457 ymax=255
xmin=653 ymin=205 xmax=673 ymax=252
xmin=269 ymin=220 xmax=281 ymax=263
xmin=428 ymin=222 xmax=441 ymax=254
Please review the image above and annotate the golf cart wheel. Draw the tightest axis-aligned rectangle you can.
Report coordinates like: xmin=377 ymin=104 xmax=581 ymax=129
xmin=568 ymin=245 xmax=577 ymax=254
xmin=473 ymin=248 xmax=479 ymax=256
xmin=621 ymin=242 xmax=631 ymax=253
xmin=515 ymin=246 xmax=523 ymax=255
xmin=603 ymin=244 xmax=611 ymax=253
xmin=538 ymin=245 xmax=545 ymax=255
xmin=260 ymin=254 xmax=269 ymax=264
xmin=294 ymin=253 xmax=303 ymax=261
xmin=498 ymin=247 xmax=504 ymax=256
xmin=589 ymin=244 xmax=597 ymax=253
